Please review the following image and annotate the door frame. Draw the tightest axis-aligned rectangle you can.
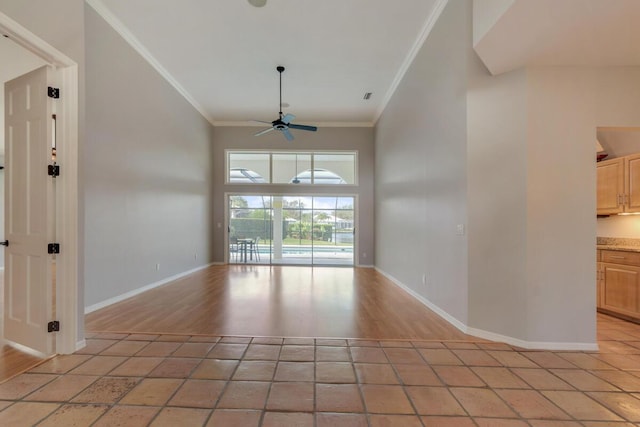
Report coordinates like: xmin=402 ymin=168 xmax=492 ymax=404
xmin=225 ymin=192 xmax=359 ymax=266
xmin=1 ymin=12 xmax=80 ymax=355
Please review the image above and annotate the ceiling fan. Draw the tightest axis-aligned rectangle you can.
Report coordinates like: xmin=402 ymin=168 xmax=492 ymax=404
xmin=253 ymin=66 xmax=318 ymax=141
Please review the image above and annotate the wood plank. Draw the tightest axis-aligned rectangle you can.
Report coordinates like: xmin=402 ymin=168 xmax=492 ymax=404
xmin=0 ymin=345 xmax=44 ymax=383
xmin=85 ymin=265 xmax=474 ymax=341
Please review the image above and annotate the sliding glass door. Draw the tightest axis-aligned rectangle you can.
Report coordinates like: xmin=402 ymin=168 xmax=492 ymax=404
xmin=228 ymin=194 xmax=354 ymax=266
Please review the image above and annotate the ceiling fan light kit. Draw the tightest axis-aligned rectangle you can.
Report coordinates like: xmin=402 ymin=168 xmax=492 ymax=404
xmin=253 ymin=66 xmax=318 ymax=141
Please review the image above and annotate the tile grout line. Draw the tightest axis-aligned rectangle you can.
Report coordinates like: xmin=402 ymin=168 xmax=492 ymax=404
xmin=4 ymin=330 xmax=640 ymax=425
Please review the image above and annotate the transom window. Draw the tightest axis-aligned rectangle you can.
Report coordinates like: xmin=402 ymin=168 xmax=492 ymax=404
xmin=227 ymin=151 xmax=357 ymax=185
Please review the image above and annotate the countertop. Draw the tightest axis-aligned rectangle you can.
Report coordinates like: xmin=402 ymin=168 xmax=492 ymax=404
xmin=597 ymin=237 xmax=640 ymax=253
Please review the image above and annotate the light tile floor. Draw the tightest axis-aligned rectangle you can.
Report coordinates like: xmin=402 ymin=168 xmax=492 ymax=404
xmin=0 ymin=315 xmax=640 ymax=426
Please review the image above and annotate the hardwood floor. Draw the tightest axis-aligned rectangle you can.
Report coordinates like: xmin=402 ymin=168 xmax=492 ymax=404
xmin=0 ymin=345 xmax=44 ymax=383
xmin=4 ymin=265 xmax=639 ymax=384
xmin=85 ymin=266 xmax=474 ymax=341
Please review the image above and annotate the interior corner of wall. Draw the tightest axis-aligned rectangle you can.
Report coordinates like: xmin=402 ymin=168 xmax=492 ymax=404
xmin=472 ymin=0 xmax=516 ymax=46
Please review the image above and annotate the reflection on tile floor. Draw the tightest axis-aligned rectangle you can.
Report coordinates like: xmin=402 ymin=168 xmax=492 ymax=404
xmin=0 ymin=316 xmax=640 ymax=425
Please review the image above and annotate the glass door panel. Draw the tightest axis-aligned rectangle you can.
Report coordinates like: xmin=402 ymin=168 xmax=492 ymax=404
xmin=312 ymin=197 xmax=354 ymax=265
xmin=229 ymin=195 xmax=272 ymax=264
xmin=228 ymin=194 xmax=354 ymax=266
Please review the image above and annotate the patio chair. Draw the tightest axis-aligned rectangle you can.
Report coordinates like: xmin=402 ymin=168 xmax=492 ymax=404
xmin=251 ymin=236 xmax=261 ymax=261
xmin=229 ymin=236 xmax=239 ymax=262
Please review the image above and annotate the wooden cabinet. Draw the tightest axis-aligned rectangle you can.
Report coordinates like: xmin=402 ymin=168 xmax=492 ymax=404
xmin=625 ymin=154 xmax=640 ymax=212
xmin=597 ymin=158 xmax=624 ymax=214
xmin=598 ymin=249 xmax=640 ymax=321
xmin=597 ymin=154 xmax=640 ymax=215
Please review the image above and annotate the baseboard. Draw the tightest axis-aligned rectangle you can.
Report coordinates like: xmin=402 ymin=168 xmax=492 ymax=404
xmin=2 ymin=339 xmax=48 ymax=358
xmin=85 ymin=263 xmax=214 ymax=314
xmin=465 ymin=327 xmax=598 ymax=351
xmin=356 ymin=264 xmax=375 ymax=268
xmin=75 ymin=339 xmax=87 ymax=352
xmin=375 ymin=267 xmax=468 ymax=333
xmin=375 ymin=266 xmax=599 ymax=351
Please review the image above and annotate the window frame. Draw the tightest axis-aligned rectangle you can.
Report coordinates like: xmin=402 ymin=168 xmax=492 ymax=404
xmin=225 ymin=149 xmax=358 ymax=186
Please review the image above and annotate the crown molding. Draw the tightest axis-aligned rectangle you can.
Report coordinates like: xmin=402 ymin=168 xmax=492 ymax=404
xmin=213 ymin=120 xmax=374 ymax=128
xmin=86 ymin=0 xmax=215 ymax=125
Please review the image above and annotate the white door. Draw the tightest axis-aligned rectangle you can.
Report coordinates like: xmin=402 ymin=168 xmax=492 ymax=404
xmin=4 ymin=66 xmax=55 ymax=355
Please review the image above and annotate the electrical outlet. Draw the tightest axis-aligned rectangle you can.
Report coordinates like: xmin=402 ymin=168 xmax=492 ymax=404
xmin=456 ymin=224 xmax=465 ymax=235
xmin=362 ymin=252 xmax=367 ymax=258
xmin=194 ymin=252 xmax=198 ymax=260
xmin=155 ymin=263 xmax=160 ymax=271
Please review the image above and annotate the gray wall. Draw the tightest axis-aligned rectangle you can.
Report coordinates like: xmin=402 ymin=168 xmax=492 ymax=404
xmin=375 ymin=0 xmax=600 ymax=346
xmin=212 ymin=126 xmax=374 ymax=265
xmin=84 ymin=8 xmax=215 ymax=307
xmin=375 ymin=0 xmax=471 ymax=324
xmin=467 ymin=67 xmax=528 ymax=339
xmin=468 ymin=66 xmax=598 ymax=344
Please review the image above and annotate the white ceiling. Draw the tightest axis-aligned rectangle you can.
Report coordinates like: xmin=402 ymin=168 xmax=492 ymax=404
xmin=4 ymin=0 xmax=639 ymax=133
xmin=474 ymin=0 xmax=640 ymax=75
xmin=89 ymin=0 xmax=640 ymax=127
xmin=91 ymin=0 xmax=443 ymax=126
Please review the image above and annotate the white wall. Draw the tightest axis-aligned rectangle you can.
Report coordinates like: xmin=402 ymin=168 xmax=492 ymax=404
xmin=375 ymin=0 xmax=471 ymax=324
xmin=0 ymin=37 xmax=48 ymax=269
xmin=83 ymin=7 xmax=215 ymax=307
xmin=212 ymin=126 xmax=374 ymax=265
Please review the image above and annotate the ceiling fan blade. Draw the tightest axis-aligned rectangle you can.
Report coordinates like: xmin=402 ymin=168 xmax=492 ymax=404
xmin=283 ymin=128 xmax=294 ymax=141
xmin=255 ymin=127 xmax=275 ymax=136
xmin=251 ymin=120 xmax=274 ymax=124
xmin=289 ymin=124 xmax=318 ymax=132
xmin=281 ymin=113 xmax=296 ymax=124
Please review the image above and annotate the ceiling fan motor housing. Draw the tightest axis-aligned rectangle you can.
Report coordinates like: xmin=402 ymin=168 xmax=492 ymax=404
xmin=252 ymin=65 xmax=317 ymax=141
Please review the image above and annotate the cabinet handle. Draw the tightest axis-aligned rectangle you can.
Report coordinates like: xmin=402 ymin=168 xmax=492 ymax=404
xmin=618 ymin=194 xmax=623 ymax=205
xmin=609 ymin=255 xmax=626 ymax=259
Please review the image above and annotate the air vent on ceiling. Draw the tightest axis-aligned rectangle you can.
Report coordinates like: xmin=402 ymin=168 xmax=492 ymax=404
xmin=363 ymin=92 xmax=373 ymax=100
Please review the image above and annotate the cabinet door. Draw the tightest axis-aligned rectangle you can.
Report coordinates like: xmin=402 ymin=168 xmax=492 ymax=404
xmin=597 ymin=158 xmax=624 ymax=214
xmin=626 ymin=154 xmax=640 ymax=213
xmin=602 ymin=263 xmax=640 ymax=317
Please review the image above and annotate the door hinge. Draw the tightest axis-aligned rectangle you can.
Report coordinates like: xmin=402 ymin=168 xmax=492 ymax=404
xmin=48 ymin=164 xmax=60 ymax=177
xmin=48 ymin=321 xmax=60 ymax=333
xmin=48 ymin=243 xmax=60 ymax=254
xmin=47 ymin=86 xmax=60 ymax=99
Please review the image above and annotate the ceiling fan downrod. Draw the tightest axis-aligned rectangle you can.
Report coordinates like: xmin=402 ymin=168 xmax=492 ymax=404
xmin=277 ymin=65 xmax=284 ymax=120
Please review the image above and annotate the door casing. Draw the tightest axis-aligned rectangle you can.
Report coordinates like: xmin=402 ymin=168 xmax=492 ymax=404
xmin=0 ymin=12 xmax=80 ymax=355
